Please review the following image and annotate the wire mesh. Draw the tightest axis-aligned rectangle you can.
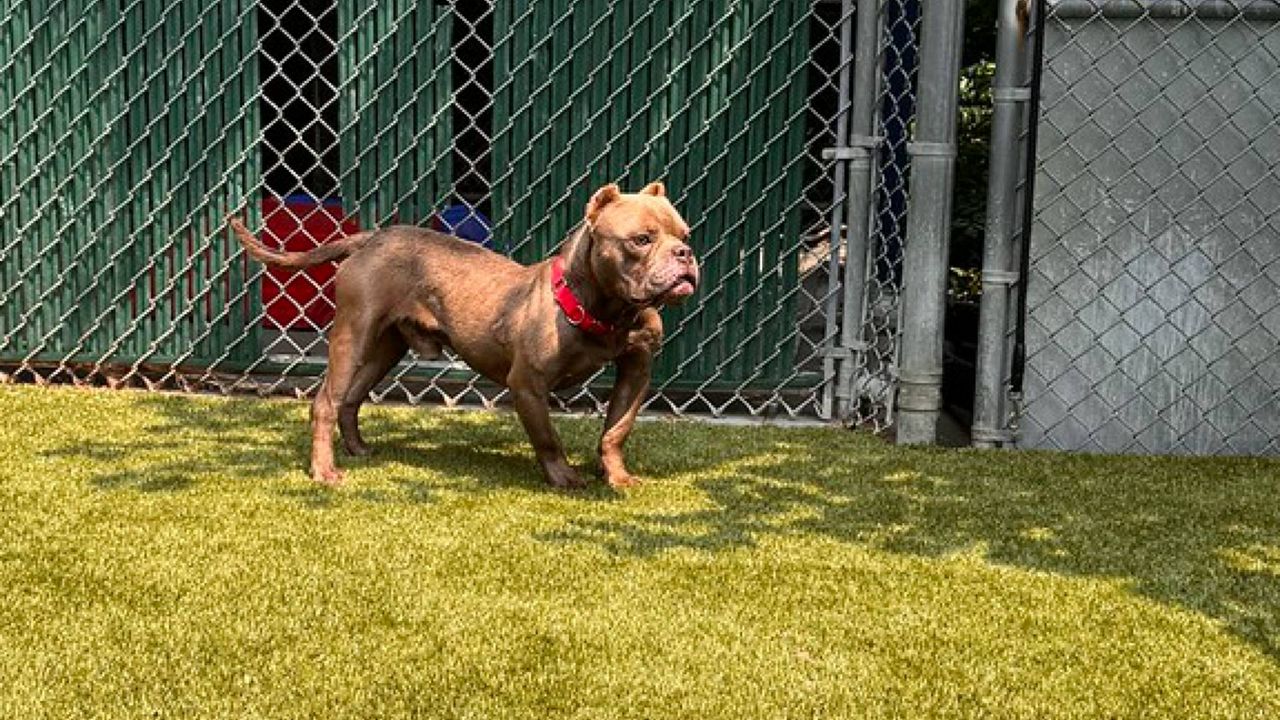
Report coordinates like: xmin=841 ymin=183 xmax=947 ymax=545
xmin=0 ymin=0 xmax=919 ymax=427
xmin=1019 ymin=0 xmax=1280 ymax=454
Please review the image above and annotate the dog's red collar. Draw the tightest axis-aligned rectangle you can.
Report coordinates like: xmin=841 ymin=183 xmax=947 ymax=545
xmin=551 ymin=256 xmax=615 ymax=336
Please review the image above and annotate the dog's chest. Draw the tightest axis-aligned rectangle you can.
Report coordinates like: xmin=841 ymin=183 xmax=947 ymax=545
xmin=550 ymin=330 xmax=634 ymax=389
xmin=552 ymin=352 xmax=612 ymax=390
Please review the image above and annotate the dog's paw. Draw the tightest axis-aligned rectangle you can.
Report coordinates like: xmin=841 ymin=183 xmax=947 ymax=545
xmin=311 ymin=465 xmax=345 ymax=486
xmin=606 ymin=472 xmax=642 ymax=490
xmin=544 ymin=463 xmax=587 ymax=490
xmin=344 ymin=442 xmax=372 ymax=457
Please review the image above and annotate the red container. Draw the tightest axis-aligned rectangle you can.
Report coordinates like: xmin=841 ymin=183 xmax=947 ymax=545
xmin=259 ymin=195 xmax=360 ymax=330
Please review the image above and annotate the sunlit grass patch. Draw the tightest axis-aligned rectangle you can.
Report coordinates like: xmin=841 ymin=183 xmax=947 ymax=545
xmin=2 ymin=384 xmax=1279 ymax=719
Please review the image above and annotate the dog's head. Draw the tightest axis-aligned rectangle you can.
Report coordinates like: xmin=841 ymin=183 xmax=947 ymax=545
xmin=583 ymin=182 xmax=699 ymax=307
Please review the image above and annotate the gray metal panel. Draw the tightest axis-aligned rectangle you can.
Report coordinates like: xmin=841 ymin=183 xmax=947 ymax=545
xmin=1024 ymin=9 xmax=1280 ymax=454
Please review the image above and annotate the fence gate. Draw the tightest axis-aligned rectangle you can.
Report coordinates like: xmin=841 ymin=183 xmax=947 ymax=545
xmin=1 ymin=0 xmax=923 ymax=426
xmin=1015 ymin=0 xmax=1280 ymax=454
xmin=968 ymin=0 xmax=1280 ymax=455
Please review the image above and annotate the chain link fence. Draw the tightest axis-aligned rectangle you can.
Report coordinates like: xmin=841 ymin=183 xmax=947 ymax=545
xmin=0 ymin=0 xmax=926 ymax=426
xmin=1011 ymin=0 xmax=1280 ymax=454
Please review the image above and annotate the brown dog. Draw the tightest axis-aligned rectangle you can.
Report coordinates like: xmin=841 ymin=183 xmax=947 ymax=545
xmin=228 ymin=182 xmax=698 ymax=488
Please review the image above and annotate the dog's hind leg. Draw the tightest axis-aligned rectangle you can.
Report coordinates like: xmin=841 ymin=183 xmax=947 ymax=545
xmin=310 ymin=381 xmax=345 ymax=485
xmin=338 ymin=330 xmax=408 ymax=456
xmin=310 ymin=314 xmax=376 ymax=485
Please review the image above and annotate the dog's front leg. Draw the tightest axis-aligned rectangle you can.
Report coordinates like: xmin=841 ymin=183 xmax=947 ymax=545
xmin=508 ymin=368 xmax=584 ymax=489
xmin=598 ymin=350 xmax=653 ymax=489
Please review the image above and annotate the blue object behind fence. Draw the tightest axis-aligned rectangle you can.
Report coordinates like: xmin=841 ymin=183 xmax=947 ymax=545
xmin=434 ymin=204 xmax=494 ymax=248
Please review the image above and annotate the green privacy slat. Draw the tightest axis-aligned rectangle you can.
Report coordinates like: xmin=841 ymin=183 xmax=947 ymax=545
xmin=64 ymin=0 xmax=117 ymax=359
xmin=732 ymin=0 xmax=768 ymax=380
xmin=768 ymin=0 xmax=805 ymax=382
xmin=340 ymin=0 xmax=452 ymax=228
xmin=621 ymin=2 xmax=651 ymax=190
xmin=121 ymin=0 xmax=151 ymax=359
xmin=2 ymin=0 xmax=811 ymax=400
xmin=661 ymin=0 xmax=708 ymax=382
xmin=39 ymin=2 xmax=66 ymax=351
xmin=602 ymin=2 xmax=631 ymax=184
xmin=75 ymin=0 xmax=101 ymax=352
xmin=178 ymin=0 xmax=204 ymax=360
xmin=223 ymin=0 xmax=261 ymax=364
xmin=418 ymin=1 xmax=451 ymax=224
xmin=0 ymin=0 xmax=259 ymax=368
xmin=1 ymin=1 xmax=90 ymax=357
xmin=148 ymin=0 xmax=177 ymax=356
xmin=524 ymin=0 xmax=552 ymax=259
xmin=63 ymin=0 xmax=86 ymax=353
xmin=491 ymin=0 xmax=808 ymax=387
xmin=526 ymin=0 xmax=550 ymax=256
xmin=492 ymin=0 xmax=529 ymax=256
xmin=547 ymin=3 xmax=570 ymax=243
xmin=101 ymin=0 xmax=131 ymax=358
xmin=115 ymin=0 xmax=255 ymax=365
xmin=30 ymin=1 xmax=54 ymax=350
xmin=0 ymin=5 xmax=16 ymax=345
xmin=686 ymin=1 xmax=740 ymax=381
xmin=567 ymin=5 xmax=593 ymax=213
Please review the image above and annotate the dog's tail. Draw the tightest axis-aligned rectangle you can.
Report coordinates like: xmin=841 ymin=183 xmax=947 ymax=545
xmin=227 ymin=215 xmax=375 ymax=270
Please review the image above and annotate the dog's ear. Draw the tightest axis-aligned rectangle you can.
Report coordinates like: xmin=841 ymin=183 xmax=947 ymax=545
xmin=586 ymin=183 xmax=621 ymax=221
xmin=640 ymin=181 xmax=666 ymax=197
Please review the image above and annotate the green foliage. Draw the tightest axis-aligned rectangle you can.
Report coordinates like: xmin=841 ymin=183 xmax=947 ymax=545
xmin=949 ymin=266 xmax=984 ymax=304
xmin=3 ymin=384 xmax=1280 ymax=718
xmin=949 ymin=0 xmax=999 ymax=287
xmin=952 ymin=60 xmax=996 ymax=275
xmin=964 ymin=0 xmax=999 ymax=68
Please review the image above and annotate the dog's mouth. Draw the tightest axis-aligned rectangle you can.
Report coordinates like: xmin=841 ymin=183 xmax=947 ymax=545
xmin=658 ymin=270 xmax=699 ymax=304
xmin=631 ymin=267 xmax=700 ymax=307
xmin=668 ymin=272 xmax=698 ymax=299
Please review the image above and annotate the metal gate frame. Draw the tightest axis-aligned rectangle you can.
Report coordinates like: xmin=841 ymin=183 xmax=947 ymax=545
xmin=973 ymin=0 xmax=1280 ymax=456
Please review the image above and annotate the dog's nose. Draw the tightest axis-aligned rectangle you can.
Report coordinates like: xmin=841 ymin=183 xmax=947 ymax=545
xmin=672 ymin=243 xmax=694 ymax=262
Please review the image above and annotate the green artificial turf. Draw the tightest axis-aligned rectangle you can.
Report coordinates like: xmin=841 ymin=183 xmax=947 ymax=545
xmin=1 ymin=383 xmax=1278 ymax=719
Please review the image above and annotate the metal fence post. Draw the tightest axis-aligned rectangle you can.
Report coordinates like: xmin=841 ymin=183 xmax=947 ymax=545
xmin=895 ymin=0 xmax=965 ymax=444
xmin=820 ymin=0 xmax=855 ymax=420
xmin=971 ymin=0 xmax=1031 ymax=447
xmin=834 ymin=0 xmax=884 ymax=420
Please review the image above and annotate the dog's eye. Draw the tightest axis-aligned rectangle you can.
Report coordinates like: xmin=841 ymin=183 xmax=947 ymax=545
xmin=632 ymin=233 xmax=654 ymax=246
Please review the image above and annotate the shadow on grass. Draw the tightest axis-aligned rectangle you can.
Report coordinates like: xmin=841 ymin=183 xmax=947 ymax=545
xmin=42 ymin=396 xmax=310 ymax=494
xmin=549 ymin=436 xmax=1280 ymax=661
xmin=42 ymin=391 xmax=1280 ymax=661
xmin=42 ymin=392 xmax=621 ymax=503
